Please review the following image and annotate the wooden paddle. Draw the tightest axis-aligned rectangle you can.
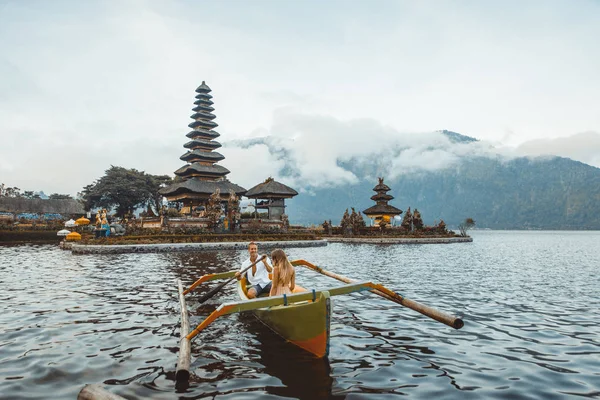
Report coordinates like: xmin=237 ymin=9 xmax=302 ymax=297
xmin=292 ymin=259 xmax=464 ymax=329
xmin=196 ymin=255 xmax=267 ymax=304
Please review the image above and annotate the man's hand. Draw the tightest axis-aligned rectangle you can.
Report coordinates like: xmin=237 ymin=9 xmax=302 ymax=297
xmin=262 ymin=255 xmax=273 ymax=273
xmin=235 ymin=271 xmax=241 ymax=280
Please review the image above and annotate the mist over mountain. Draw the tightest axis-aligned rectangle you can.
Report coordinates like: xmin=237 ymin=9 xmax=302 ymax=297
xmin=226 ymin=128 xmax=600 ymax=229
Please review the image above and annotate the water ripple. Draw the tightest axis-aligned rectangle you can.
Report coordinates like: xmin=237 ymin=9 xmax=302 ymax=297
xmin=1 ymin=231 xmax=600 ymax=399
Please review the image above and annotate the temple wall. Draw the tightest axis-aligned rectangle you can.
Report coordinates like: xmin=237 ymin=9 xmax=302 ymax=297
xmin=239 ymin=219 xmax=284 ymax=229
xmin=168 ymin=218 xmax=210 ymax=228
xmin=141 ymin=217 xmax=162 ymax=229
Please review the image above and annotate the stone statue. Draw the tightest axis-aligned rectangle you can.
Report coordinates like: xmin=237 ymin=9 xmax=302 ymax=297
xmin=95 ymin=210 xmax=102 ymax=228
xmin=281 ymin=214 xmax=289 ymax=231
xmin=227 ymin=189 xmax=240 ymax=232
xmin=206 ymin=188 xmax=223 ymax=230
xmin=437 ymin=219 xmax=447 ymax=234
xmin=401 ymin=207 xmax=412 ymax=231
xmin=340 ymin=209 xmax=351 ymax=236
xmin=413 ymin=209 xmax=424 ymax=230
xmin=322 ymin=220 xmax=330 ymax=234
xmin=101 ymin=209 xmax=110 ymax=237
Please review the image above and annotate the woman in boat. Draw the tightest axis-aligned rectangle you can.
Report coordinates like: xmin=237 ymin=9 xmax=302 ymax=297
xmin=269 ymin=249 xmax=295 ymax=296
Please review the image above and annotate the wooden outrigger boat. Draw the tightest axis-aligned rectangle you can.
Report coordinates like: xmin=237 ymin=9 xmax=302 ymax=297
xmin=175 ymin=259 xmax=464 ymax=383
xmin=236 ymin=275 xmax=331 ymax=358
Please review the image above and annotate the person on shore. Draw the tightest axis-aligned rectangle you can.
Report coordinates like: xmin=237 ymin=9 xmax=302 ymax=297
xmin=269 ymin=249 xmax=296 ymax=296
xmin=235 ymin=242 xmax=273 ymax=299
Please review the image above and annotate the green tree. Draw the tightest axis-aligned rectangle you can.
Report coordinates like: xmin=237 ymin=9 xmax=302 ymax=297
xmin=49 ymin=193 xmax=73 ymax=200
xmin=22 ymin=191 xmax=40 ymax=199
xmin=148 ymin=174 xmax=173 ymax=214
xmin=3 ymin=187 xmax=21 ymax=197
xmin=81 ymin=166 xmax=172 ymax=218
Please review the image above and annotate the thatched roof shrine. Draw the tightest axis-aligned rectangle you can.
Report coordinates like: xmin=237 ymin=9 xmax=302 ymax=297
xmin=161 ymin=180 xmax=246 ymax=200
xmin=245 ymin=177 xmax=298 ymax=199
xmin=244 ymin=177 xmax=297 ymax=221
xmin=363 ymin=177 xmax=402 ymax=218
xmin=362 ymin=203 xmax=403 ymax=215
xmin=371 ymin=193 xmax=394 ymax=202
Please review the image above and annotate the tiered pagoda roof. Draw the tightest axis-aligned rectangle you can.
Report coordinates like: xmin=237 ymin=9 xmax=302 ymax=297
xmin=160 ymin=81 xmax=246 ymax=201
xmin=363 ymin=177 xmax=402 ymax=217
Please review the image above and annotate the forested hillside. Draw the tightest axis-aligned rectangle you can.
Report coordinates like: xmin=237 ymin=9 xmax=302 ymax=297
xmin=285 ymin=139 xmax=600 ymax=229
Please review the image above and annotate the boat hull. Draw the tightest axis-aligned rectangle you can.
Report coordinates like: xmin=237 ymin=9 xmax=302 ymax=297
xmin=238 ymin=282 xmax=331 ymax=358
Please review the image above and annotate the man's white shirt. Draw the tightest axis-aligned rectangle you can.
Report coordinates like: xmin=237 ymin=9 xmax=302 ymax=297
xmin=240 ymin=257 xmax=272 ymax=287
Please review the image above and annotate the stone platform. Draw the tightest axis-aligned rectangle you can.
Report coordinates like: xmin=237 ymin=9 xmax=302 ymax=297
xmin=326 ymin=237 xmax=473 ymax=244
xmin=70 ymin=239 xmax=327 ymax=254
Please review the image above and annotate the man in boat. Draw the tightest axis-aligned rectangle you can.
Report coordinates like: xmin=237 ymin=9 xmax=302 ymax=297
xmin=235 ymin=242 xmax=273 ymax=299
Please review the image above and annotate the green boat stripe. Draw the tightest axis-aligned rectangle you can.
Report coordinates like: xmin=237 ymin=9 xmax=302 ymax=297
xmin=215 ymin=281 xmax=373 ymax=316
xmin=203 ymin=271 xmax=236 ymax=281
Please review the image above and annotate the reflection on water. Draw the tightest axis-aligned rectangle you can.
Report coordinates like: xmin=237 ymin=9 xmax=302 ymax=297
xmin=249 ymin=314 xmax=340 ymax=399
xmin=1 ymin=231 xmax=600 ymax=399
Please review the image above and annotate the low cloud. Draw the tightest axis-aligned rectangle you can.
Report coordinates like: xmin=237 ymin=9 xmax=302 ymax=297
xmin=223 ymin=111 xmax=509 ymax=190
xmin=513 ymin=131 xmax=600 ymax=168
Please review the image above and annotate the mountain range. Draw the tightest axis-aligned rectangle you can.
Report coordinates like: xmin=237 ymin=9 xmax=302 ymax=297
xmin=231 ymin=131 xmax=600 ymax=229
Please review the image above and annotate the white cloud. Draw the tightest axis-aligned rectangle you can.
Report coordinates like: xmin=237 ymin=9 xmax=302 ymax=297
xmin=222 ymin=112 xmax=522 ymax=189
xmin=513 ymin=131 xmax=600 ymax=168
xmin=1 ymin=0 xmax=599 ymax=195
xmin=220 ymin=143 xmax=286 ymax=190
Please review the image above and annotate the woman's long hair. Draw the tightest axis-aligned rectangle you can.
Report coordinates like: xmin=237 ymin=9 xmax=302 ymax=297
xmin=271 ymin=248 xmax=293 ymax=284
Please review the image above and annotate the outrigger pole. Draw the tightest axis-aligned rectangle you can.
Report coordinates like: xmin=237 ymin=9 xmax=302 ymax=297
xmin=176 ymin=279 xmax=191 ymax=383
xmin=291 ymin=259 xmax=464 ymax=329
xmin=175 ymin=270 xmax=237 ymax=384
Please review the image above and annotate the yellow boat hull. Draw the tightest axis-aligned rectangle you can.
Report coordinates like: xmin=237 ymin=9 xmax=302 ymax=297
xmin=238 ymin=281 xmax=331 ymax=358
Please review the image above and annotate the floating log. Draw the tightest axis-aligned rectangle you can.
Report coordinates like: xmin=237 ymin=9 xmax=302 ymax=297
xmin=176 ymin=279 xmax=191 ymax=383
xmin=77 ymin=384 xmax=126 ymax=400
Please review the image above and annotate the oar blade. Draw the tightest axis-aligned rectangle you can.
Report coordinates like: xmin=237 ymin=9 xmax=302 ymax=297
xmin=197 ymin=280 xmax=230 ymax=303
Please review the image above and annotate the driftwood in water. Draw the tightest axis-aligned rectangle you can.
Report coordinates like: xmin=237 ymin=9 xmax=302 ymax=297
xmin=176 ymin=279 xmax=191 ymax=382
xmin=77 ymin=384 xmax=126 ymax=400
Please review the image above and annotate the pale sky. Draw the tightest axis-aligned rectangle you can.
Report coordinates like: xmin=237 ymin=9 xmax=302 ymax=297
xmin=1 ymin=0 xmax=599 ymax=196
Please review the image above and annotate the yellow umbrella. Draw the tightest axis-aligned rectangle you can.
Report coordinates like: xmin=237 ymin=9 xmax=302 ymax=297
xmin=66 ymin=232 xmax=82 ymax=241
xmin=75 ymin=216 xmax=90 ymax=226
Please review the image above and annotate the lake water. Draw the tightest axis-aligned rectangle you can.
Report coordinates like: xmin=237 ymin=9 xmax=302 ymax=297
xmin=1 ymin=231 xmax=599 ymax=399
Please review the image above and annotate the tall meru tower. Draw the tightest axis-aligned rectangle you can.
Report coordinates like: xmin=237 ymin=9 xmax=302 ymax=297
xmin=159 ymin=81 xmax=246 ymax=212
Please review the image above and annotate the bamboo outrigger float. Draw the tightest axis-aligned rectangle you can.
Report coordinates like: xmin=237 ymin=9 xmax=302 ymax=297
xmin=176 ymin=259 xmax=464 ymax=384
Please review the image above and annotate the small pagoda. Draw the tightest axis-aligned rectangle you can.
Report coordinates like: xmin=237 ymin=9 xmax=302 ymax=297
xmin=160 ymin=82 xmax=246 ymax=214
xmin=362 ymin=177 xmax=402 ymax=225
xmin=245 ymin=177 xmax=298 ymax=220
